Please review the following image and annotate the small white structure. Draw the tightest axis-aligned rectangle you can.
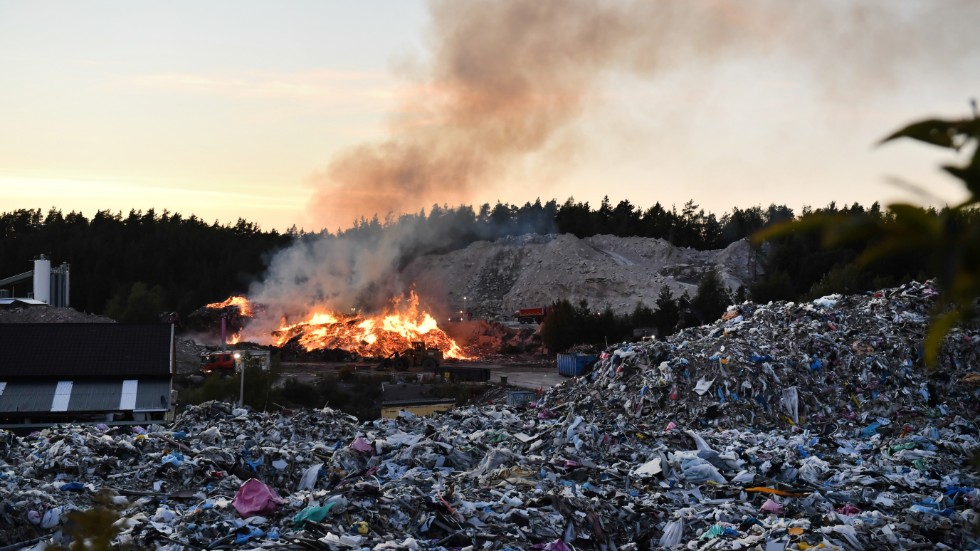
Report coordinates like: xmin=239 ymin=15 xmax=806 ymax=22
xmin=33 ymin=256 xmax=51 ymax=304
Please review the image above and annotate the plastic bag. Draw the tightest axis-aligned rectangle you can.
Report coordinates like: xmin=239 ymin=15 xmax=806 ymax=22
xmin=660 ymin=519 xmax=684 ymax=548
xmin=233 ymin=478 xmax=284 ymax=518
xmin=292 ymin=502 xmax=337 ymax=526
xmin=781 ymin=387 xmax=799 ymax=424
xmin=297 ymin=463 xmax=323 ymax=491
xmin=760 ymin=498 xmax=784 ymax=515
xmin=680 ymin=457 xmax=726 ymax=484
xmin=798 ymin=456 xmax=829 ymax=484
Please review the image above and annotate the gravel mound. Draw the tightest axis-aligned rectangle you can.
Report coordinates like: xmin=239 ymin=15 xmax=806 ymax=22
xmin=404 ymin=234 xmax=760 ymax=320
xmin=0 ymin=306 xmax=114 ymax=324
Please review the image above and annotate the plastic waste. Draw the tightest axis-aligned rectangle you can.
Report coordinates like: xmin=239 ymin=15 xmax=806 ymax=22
xmin=781 ymin=387 xmax=799 ymax=425
xmin=297 ymin=462 xmax=323 ymax=491
xmin=760 ymin=498 xmax=784 ymax=515
xmin=233 ymin=478 xmax=284 ymax=518
xmin=293 ymin=501 xmax=339 ymax=526
xmin=660 ymin=519 xmax=684 ymax=548
xmin=680 ymin=457 xmax=726 ymax=484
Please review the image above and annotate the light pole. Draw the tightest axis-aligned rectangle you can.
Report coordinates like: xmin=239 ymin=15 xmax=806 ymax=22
xmin=236 ymin=352 xmax=244 ymax=407
xmin=463 ymin=296 xmax=467 ymax=319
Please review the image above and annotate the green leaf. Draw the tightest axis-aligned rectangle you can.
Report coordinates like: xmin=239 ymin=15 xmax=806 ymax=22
xmin=889 ymin=203 xmax=943 ymax=233
xmin=820 ymin=214 xmax=879 ymax=248
xmin=943 ymin=164 xmax=980 ymax=201
xmin=923 ymin=309 xmax=962 ymax=368
xmin=879 ymin=119 xmax=959 ymax=149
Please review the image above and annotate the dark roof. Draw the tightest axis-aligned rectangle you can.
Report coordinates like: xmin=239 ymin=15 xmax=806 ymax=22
xmin=0 ymin=324 xmax=173 ymax=378
xmin=381 ymin=383 xmax=455 ymax=407
xmin=0 ymin=377 xmax=171 ymax=414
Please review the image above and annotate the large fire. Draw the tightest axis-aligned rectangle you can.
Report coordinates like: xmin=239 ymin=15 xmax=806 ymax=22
xmin=214 ymin=292 xmax=470 ymax=360
xmin=206 ymin=296 xmax=255 ymax=317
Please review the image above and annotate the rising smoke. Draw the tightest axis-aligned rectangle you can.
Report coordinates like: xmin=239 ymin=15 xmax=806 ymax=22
xmin=309 ymin=0 xmax=974 ymax=228
xmin=246 ymin=0 xmax=976 ymax=332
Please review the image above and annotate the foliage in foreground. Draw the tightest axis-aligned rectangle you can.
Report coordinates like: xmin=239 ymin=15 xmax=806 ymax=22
xmin=756 ymin=104 xmax=980 ymax=366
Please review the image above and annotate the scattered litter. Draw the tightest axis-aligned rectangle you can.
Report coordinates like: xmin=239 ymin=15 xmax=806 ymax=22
xmin=0 ymin=280 xmax=977 ymax=549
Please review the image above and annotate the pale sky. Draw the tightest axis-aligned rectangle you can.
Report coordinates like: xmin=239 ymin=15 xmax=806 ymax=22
xmin=1 ymin=1 xmax=978 ymax=233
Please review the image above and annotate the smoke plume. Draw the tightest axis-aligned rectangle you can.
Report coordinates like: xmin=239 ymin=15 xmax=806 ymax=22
xmin=244 ymin=0 xmax=976 ymax=335
xmin=309 ymin=0 xmax=974 ymax=229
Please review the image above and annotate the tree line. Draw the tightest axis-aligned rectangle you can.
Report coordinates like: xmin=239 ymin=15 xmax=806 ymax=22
xmin=538 ymin=268 xmax=736 ymax=353
xmin=2 ymin=199 xmax=971 ymax=324
xmin=0 ymin=208 xmax=291 ymax=318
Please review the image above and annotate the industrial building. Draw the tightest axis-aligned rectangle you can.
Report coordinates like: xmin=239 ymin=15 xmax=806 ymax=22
xmin=0 ymin=323 xmax=175 ymax=428
xmin=0 ymin=254 xmax=71 ymax=307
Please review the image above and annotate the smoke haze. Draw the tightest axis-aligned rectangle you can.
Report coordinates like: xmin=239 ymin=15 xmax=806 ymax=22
xmin=309 ymin=0 xmax=974 ymax=229
xmin=246 ymin=0 xmax=976 ymax=332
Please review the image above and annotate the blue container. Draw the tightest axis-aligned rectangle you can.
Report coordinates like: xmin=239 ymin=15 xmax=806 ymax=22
xmin=557 ymin=353 xmax=597 ymax=377
xmin=506 ymin=390 xmax=536 ymax=407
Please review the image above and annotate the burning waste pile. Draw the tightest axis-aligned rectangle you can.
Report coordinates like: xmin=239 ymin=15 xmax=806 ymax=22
xmin=2 ymin=281 xmax=979 ymax=550
xmin=195 ymin=291 xmax=469 ymax=362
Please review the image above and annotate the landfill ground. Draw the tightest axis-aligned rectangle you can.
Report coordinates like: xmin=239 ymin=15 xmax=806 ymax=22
xmin=2 ymin=280 xmax=979 ymax=550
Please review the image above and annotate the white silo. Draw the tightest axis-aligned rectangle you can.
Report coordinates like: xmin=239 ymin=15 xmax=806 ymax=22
xmin=33 ymin=255 xmax=51 ymax=304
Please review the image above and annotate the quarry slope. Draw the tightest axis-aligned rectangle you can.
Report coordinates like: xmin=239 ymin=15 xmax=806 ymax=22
xmin=403 ymin=233 xmax=762 ymax=320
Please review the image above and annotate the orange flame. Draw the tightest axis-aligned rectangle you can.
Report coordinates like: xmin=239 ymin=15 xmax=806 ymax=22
xmin=206 ymin=295 xmax=255 ymax=317
xmin=209 ymin=292 xmax=471 ymax=359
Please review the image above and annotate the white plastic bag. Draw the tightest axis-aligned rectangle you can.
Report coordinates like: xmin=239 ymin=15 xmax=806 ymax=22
xmin=297 ymin=462 xmax=323 ymax=491
xmin=660 ymin=519 xmax=685 ymax=548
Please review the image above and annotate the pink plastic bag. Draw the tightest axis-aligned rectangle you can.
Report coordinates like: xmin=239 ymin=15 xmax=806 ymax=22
xmin=233 ymin=478 xmax=284 ymax=518
xmin=350 ymin=436 xmax=375 ymax=454
xmin=760 ymin=498 xmax=784 ymax=515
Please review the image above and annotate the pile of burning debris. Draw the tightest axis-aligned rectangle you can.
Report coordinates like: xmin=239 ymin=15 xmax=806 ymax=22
xmin=185 ymin=296 xmax=258 ymax=339
xmin=191 ymin=292 xmax=471 ymax=362
xmin=187 ymin=291 xmax=556 ymax=367
xmin=2 ymin=280 xmax=978 ymax=549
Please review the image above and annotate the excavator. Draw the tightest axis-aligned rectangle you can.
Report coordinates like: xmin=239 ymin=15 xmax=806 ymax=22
xmin=382 ymin=341 xmax=443 ymax=371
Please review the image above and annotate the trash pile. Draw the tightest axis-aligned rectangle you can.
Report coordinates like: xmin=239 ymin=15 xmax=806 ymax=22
xmin=2 ymin=280 xmax=978 ymax=550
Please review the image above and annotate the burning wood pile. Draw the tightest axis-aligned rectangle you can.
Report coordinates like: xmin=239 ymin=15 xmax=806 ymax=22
xmin=194 ymin=291 xmax=470 ymax=360
xmin=186 ymin=296 xmax=260 ymax=339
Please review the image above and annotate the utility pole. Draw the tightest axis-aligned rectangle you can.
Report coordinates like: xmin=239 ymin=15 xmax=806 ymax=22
xmin=237 ymin=352 xmax=244 ymax=407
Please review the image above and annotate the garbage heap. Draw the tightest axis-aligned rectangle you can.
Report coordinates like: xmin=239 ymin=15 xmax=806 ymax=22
xmin=1 ymin=280 xmax=978 ymax=550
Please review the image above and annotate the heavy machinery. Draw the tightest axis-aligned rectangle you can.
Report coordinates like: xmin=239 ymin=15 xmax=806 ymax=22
xmin=200 ymin=352 xmax=236 ymax=375
xmin=515 ymin=306 xmax=550 ymax=324
xmin=384 ymin=341 xmax=443 ymax=371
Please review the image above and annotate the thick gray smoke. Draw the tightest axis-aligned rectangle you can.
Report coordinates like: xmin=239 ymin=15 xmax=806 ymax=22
xmin=246 ymin=0 xmax=977 ymax=333
xmin=245 ymin=214 xmax=467 ymax=338
xmin=309 ymin=0 xmax=975 ymax=228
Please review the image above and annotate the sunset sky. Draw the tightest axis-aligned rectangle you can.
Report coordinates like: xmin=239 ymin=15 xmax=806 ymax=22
xmin=1 ymin=1 xmax=978 ymax=233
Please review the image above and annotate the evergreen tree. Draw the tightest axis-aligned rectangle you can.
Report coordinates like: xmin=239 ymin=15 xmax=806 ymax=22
xmin=104 ymin=282 xmax=166 ymax=323
xmin=676 ymin=291 xmax=698 ymax=329
xmin=539 ymin=299 xmax=578 ymax=353
xmin=629 ymin=302 xmax=656 ymax=330
xmin=652 ymin=286 xmax=679 ymax=337
xmin=692 ymin=268 xmax=730 ymax=323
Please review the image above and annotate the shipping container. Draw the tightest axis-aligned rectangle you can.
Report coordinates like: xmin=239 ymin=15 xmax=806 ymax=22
xmin=557 ymin=353 xmax=597 ymax=377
